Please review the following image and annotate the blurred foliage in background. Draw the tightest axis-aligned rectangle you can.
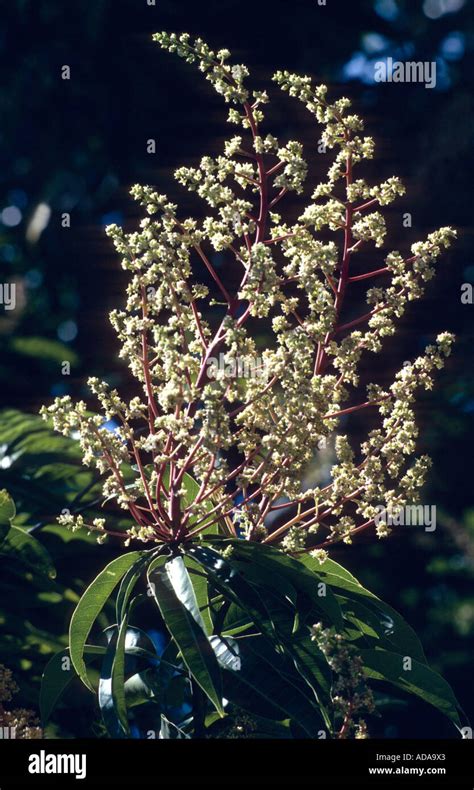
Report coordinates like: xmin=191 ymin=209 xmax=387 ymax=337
xmin=0 ymin=0 xmax=473 ymax=737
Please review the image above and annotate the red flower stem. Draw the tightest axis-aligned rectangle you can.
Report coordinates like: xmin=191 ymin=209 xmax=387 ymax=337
xmin=172 ymin=215 xmax=233 ymax=306
xmin=263 ymin=231 xmax=302 ymax=245
xmin=353 ymin=197 xmax=378 ymax=213
xmin=194 ymin=242 xmax=233 ymax=304
xmin=174 ymin=437 xmax=204 ymax=488
xmin=186 ymin=467 xmax=283 ymax=538
xmin=323 ymin=395 xmax=390 ymax=420
xmin=337 ymin=702 xmax=355 ymax=739
xmin=347 ymin=266 xmax=389 ymax=282
xmin=269 ymin=187 xmax=288 ymax=209
xmin=267 ymin=161 xmax=284 ymax=177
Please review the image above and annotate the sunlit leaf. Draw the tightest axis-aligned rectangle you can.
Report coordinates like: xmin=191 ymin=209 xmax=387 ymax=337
xmin=69 ymin=552 xmax=145 ymax=691
xmin=0 ymin=489 xmax=15 ymax=543
xmin=147 ymin=555 xmax=223 ymax=715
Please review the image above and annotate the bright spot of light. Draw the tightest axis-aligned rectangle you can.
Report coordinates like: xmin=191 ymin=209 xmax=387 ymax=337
xmin=440 ymin=31 xmax=465 ymax=60
xmin=423 ymin=0 xmax=465 ymax=19
xmin=341 ymin=52 xmax=381 ymax=85
xmin=26 ymin=202 xmax=51 ymax=244
xmin=362 ymin=33 xmax=389 ymax=54
xmin=374 ymin=0 xmax=399 ymax=21
xmin=1 ymin=206 xmax=22 ymax=227
xmin=342 ymin=52 xmax=368 ymax=80
xmin=57 ymin=320 xmax=78 ymax=342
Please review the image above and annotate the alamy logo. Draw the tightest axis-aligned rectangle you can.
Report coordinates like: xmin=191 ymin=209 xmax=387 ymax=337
xmin=374 ymin=504 xmax=436 ymax=532
xmin=28 ymin=751 xmax=87 ymax=780
xmin=207 ymin=353 xmax=268 ymax=381
xmin=0 ymin=726 xmax=16 ymax=739
xmin=374 ymin=58 xmax=437 ymax=89
xmin=0 ymin=282 xmax=16 ymax=310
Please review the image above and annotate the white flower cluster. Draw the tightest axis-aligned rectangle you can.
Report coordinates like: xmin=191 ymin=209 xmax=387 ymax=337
xmin=40 ymin=34 xmax=456 ymax=555
xmin=57 ymin=513 xmax=109 ymax=544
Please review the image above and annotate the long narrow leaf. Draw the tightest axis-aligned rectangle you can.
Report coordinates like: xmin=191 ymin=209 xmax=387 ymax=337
xmin=360 ymin=648 xmax=463 ymax=727
xmin=99 ymin=628 xmax=129 ymax=737
xmin=229 ymin=541 xmax=343 ymax=628
xmin=302 ymin=555 xmax=427 ymax=663
xmin=147 ymin=555 xmax=223 ymax=715
xmin=69 ymin=552 xmax=144 ymax=691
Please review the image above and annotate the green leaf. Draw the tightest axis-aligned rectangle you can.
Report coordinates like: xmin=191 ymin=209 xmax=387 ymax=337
xmin=0 ymin=489 xmax=15 ymax=543
xmin=209 ymin=634 xmax=242 ymax=672
xmin=183 ymin=555 xmax=213 ymax=635
xmin=99 ymin=601 xmax=139 ymax=738
xmin=41 ymin=624 xmax=158 ymax=724
xmin=220 ymin=602 xmax=253 ymax=637
xmin=99 ymin=629 xmax=128 ymax=737
xmin=147 ymin=555 xmax=223 ymax=715
xmin=302 ymin=555 xmax=427 ymax=663
xmin=111 ymin=604 xmax=139 ymax=735
xmin=287 ymin=631 xmax=333 ymax=731
xmin=211 ymin=551 xmax=299 ymax=642
xmin=187 ymin=543 xmax=333 ymax=725
xmin=229 ymin=541 xmax=343 ymax=629
xmin=160 ymin=714 xmax=190 ymax=739
xmin=188 ymin=545 xmax=285 ymax=645
xmin=238 ymin=564 xmax=299 ymax=640
xmin=221 ymin=636 xmax=325 ymax=736
xmin=230 ymin=558 xmax=297 ymax=607
xmin=69 ymin=552 xmax=144 ymax=691
xmin=101 ymin=625 xmax=161 ymax=672
xmin=123 ymin=669 xmax=157 ymax=708
xmin=9 ymin=336 xmax=79 ymax=367
xmin=306 ymin=556 xmax=362 ymax=586
xmin=338 ymin=596 xmax=389 ymax=643
xmin=40 ymin=646 xmax=105 ymax=724
xmin=0 ymin=490 xmax=15 ymax=522
xmin=0 ymin=524 xmax=56 ymax=578
xmin=360 ymin=648 xmax=462 ymax=726
xmin=116 ymin=554 xmax=151 ymax=624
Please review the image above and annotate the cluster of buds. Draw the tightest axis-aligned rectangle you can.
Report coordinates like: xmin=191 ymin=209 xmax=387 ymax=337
xmin=311 ymin=625 xmax=375 ymax=738
xmin=41 ymin=33 xmax=456 ymax=556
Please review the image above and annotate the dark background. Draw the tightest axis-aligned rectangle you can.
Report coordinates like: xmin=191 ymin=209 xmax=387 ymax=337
xmin=0 ymin=0 xmax=473 ymax=738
